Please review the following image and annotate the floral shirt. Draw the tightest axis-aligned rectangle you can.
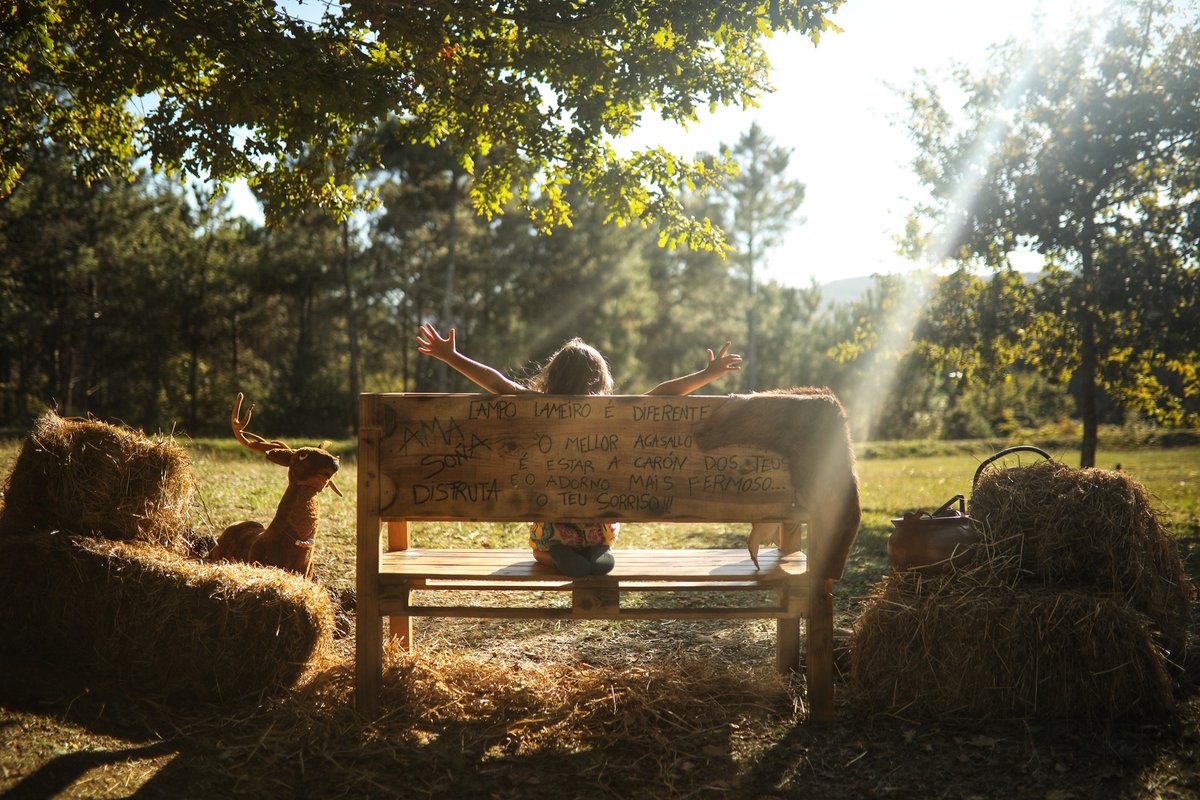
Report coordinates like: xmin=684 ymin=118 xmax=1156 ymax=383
xmin=529 ymin=521 xmax=619 ymax=552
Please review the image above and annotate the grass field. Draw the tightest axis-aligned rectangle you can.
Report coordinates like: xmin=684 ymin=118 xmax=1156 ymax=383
xmin=183 ymin=438 xmax=1200 ymax=624
xmin=1 ymin=435 xmax=1198 ymax=798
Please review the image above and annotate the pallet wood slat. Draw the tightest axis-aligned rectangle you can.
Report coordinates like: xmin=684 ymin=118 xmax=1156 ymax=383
xmin=379 ymin=547 xmax=805 ymax=581
xmin=376 ymin=603 xmax=800 ymax=621
xmin=413 ymin=579 xmax=768 ymax=591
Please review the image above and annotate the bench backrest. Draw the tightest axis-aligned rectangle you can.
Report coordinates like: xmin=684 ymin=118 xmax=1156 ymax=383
xmin=363 ymin=393 xmax=795 ymax=523
xmin=358 ymin=391 xmax=861 ymax=578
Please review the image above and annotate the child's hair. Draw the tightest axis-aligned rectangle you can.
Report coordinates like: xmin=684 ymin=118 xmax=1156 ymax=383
xmin=528 ymin=338 xmax=614 ymax=395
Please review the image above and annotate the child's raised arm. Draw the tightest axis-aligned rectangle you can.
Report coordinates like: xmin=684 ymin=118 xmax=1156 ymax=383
xmin=644 ymin=342 xmax=743 ymax=396
xmin=416 ymin=323 xmax=528 ymax=394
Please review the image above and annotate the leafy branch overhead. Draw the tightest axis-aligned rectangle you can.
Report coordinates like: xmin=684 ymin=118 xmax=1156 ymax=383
xmin=3 ymin=0 xmax=843 ymax=249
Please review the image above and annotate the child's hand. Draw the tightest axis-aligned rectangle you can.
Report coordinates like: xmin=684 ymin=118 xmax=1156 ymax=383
xmin=417 ymin=323 xmax=457 ymax=363
xmin=705 ymin=341 xmax=743 ymax=376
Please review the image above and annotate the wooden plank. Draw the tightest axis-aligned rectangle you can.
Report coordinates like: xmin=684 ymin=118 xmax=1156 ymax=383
xmin=385 ymin=520 xmax=411 ymax=649
xmin=417 ymin=578 xmax=576 ymax=591
xmin=806 ymin=577 xmax=835 ymax=722
xmin=774 ymin=520 xmax=804 ymax=675
xmin=414 ymin=579 xmax=767 ymax=592
xmin=375 ymin=394 xmax=797 ymax=523
xmin=376 ymin=602 xmax=795 ymax=621
xmin=378 ymin=547 xmax=806 ymax=582
xmin=387 ymin=520 xmax=410 ymax=550
xmin=776 ymin=618 xmax=801 ymax=674
xmin=354 ymin=396 xmax=384 ymax=715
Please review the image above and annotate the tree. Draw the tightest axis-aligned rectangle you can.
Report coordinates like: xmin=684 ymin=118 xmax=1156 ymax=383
xmin=0 ymin=151 xmax=273 ymax=431
xmin=914 ymin=268 xmax=1077 ymax=439
xmin=712 ymin=123 xmax=806 ymax=390
xmin=5 ymin=1 xmax=842 ymax=250
xmin=825 ymin=274 xmax=927 ymax=441
xmin=903 ymin=0 xmax=1200 ymax=465
xmin=637 ymin=186 xmax=745 ymax=386
xmin=249 ymin=212 xmax=352 ymax=434
xmin=915 ymin=268 xmax=1033 ymax=390
xmin=752 ymin=279 xmax=831 ymax=389
xmin=176 ymin=187 xmax=249 ymax=433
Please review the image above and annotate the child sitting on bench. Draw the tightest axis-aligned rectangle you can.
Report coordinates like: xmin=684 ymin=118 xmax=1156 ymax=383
xmin=415 ymin=323 xmax=743 ymax=576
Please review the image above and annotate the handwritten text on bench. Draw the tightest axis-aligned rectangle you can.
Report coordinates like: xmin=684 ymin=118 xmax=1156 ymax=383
xmin=380 ymin=395 xmax=793 ymax=521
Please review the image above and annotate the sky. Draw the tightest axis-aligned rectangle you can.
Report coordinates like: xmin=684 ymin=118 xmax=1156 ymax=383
xmin=233 ymin=0 xmax=1097 ymax=288
xmin=616 ymin=0 xmax=1102 ymax=288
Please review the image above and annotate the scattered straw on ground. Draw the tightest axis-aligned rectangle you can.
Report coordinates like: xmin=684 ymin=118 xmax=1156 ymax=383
xmin=173 ymin=639 xmax=801 ymax=798
xmin=0 ymin=411 xmax=198 ymax=555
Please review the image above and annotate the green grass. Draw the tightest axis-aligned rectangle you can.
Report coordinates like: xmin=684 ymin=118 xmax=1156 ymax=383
xmin=846 ymin=445 xmax=1200 ymax=618
xmin=1 ymin=435 xmax=1199 ymax=798
xmin=5 ymin=435 xmax=1196 ymax=620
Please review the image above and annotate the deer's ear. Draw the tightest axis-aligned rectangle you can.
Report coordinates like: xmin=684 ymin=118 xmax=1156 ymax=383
xmin=266 ymin=448 xmax=293 ymax=467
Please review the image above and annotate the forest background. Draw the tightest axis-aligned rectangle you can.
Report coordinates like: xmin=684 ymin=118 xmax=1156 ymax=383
xmin=2 ymin=0 xmax=1198 ymax=465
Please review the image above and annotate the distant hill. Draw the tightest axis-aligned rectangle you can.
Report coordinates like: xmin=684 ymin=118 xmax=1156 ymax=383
xmin=817 ymin=271 xmax=1043 ymax=307
xmin=818 ymin=276 xmax=876 ymax=306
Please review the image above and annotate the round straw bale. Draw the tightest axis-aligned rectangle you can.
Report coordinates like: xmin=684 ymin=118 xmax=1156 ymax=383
xmin=0 ymin=532 xmax=336 ymax=702
xmin=969 ymin=460 xmax=1192 ymax=661
xmin=850 ymin=573 xmax=1175 ymax=723
xmin=0 ymin=411 xmax=198 ymax=555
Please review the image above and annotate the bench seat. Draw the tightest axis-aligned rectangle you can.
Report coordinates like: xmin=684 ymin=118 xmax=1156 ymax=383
xmin=380 ymin=547 xmax=806 ymax=582
xmin=378 ymin=547 xmax=810 ymax=620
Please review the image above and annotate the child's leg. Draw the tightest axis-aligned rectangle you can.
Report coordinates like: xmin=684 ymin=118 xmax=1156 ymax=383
xmin=587 ymin=544 xmax=614 ymax=575
xmin=548 ymin=544 xmax=591 ymax=577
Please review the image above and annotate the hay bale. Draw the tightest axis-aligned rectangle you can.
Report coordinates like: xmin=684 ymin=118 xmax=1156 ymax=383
xmin=850 ymin=571 xmax=1175 ymax=722
xmin=0 ymin=411 xmax=198 ymax=555
xmin=969 ymin=460 xmax=1192 ymax=660
xmin=0 ymin=532 xmax=337 ymax=702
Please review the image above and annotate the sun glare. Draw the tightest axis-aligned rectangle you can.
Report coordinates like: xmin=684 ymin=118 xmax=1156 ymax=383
xmin=842 ymin=0 xmax=1108 ymax=441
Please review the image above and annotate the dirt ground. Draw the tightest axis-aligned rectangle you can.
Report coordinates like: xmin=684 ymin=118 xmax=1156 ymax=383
xmin=2 ymin=443 xmax=1197 ymax=798
xmin=2 ymin=609 xmax=1199 ymax=800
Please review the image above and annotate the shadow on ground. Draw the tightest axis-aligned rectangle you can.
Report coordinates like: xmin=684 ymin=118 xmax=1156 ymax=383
xmin=3 ymin=637 xmax=1199 ymax=800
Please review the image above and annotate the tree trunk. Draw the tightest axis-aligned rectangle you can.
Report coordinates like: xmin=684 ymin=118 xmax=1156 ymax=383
xmin=230 ymin=307 xmax=240 ymax=383
xmin=1077 ymin=228 xmax=1099 ymax=468
xmin=745 ymin=238 xmax=757 ymax=392
xmin=1078 ymin=317 xmax=1099 ymax=467
xmin=437 ymin=170 xmax=461 ymax=392
xmin=187 ymin=232 xmax=214 ymax=432
xmin=341 ymin=220 xmax=361 ymax=433
xmin=188 ymin=334 xmax=200 ymax=431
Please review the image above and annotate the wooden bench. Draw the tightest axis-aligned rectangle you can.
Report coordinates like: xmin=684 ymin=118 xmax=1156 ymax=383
xmin=355 ymin=392 xmax=860 ymax=721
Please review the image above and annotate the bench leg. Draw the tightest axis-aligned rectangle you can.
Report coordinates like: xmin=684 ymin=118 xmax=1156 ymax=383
xmin=573 ymin=587 xmax=619 ymax=613
xmin=388 ymin=603 xmax=412 ymax=649
xmin=385 ymin=522 xmax=413 ymax=650
xmin=776 ymin=617 xmax=801 ymax=674
xmin=805 ymin=578 xmax=835 ymax=723
xmin=355 ymin=594 xmax=383 ymax=716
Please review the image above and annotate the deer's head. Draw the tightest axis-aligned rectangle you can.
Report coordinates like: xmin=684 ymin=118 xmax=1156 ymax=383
xmin=231 ymin=393 xmax=341 ymax=495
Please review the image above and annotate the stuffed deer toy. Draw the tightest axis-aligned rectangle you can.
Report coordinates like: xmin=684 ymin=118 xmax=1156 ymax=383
xmin=207 ymin=393 xmax=341 ymax=579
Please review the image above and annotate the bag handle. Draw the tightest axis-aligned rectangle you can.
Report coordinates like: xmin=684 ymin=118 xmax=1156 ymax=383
xmin=931 ymin=493 xmax=965 ymax=517
xmin=973 ymin=445 xmax=1053 ymax=489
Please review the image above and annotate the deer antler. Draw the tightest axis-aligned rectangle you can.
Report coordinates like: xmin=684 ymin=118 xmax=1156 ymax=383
xmin=229 ymin=393 xmax=342 ymax=493
xmin=231 ymin=392 xmax=292 ymax=457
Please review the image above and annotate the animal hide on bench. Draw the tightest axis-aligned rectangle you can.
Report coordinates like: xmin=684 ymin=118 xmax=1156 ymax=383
xmin=694 ymin=388 xmax=861 ymax=578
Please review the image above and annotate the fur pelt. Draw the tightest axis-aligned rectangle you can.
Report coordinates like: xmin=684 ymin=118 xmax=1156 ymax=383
xmin=694 ymin=388 xmax=861 ymax=578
